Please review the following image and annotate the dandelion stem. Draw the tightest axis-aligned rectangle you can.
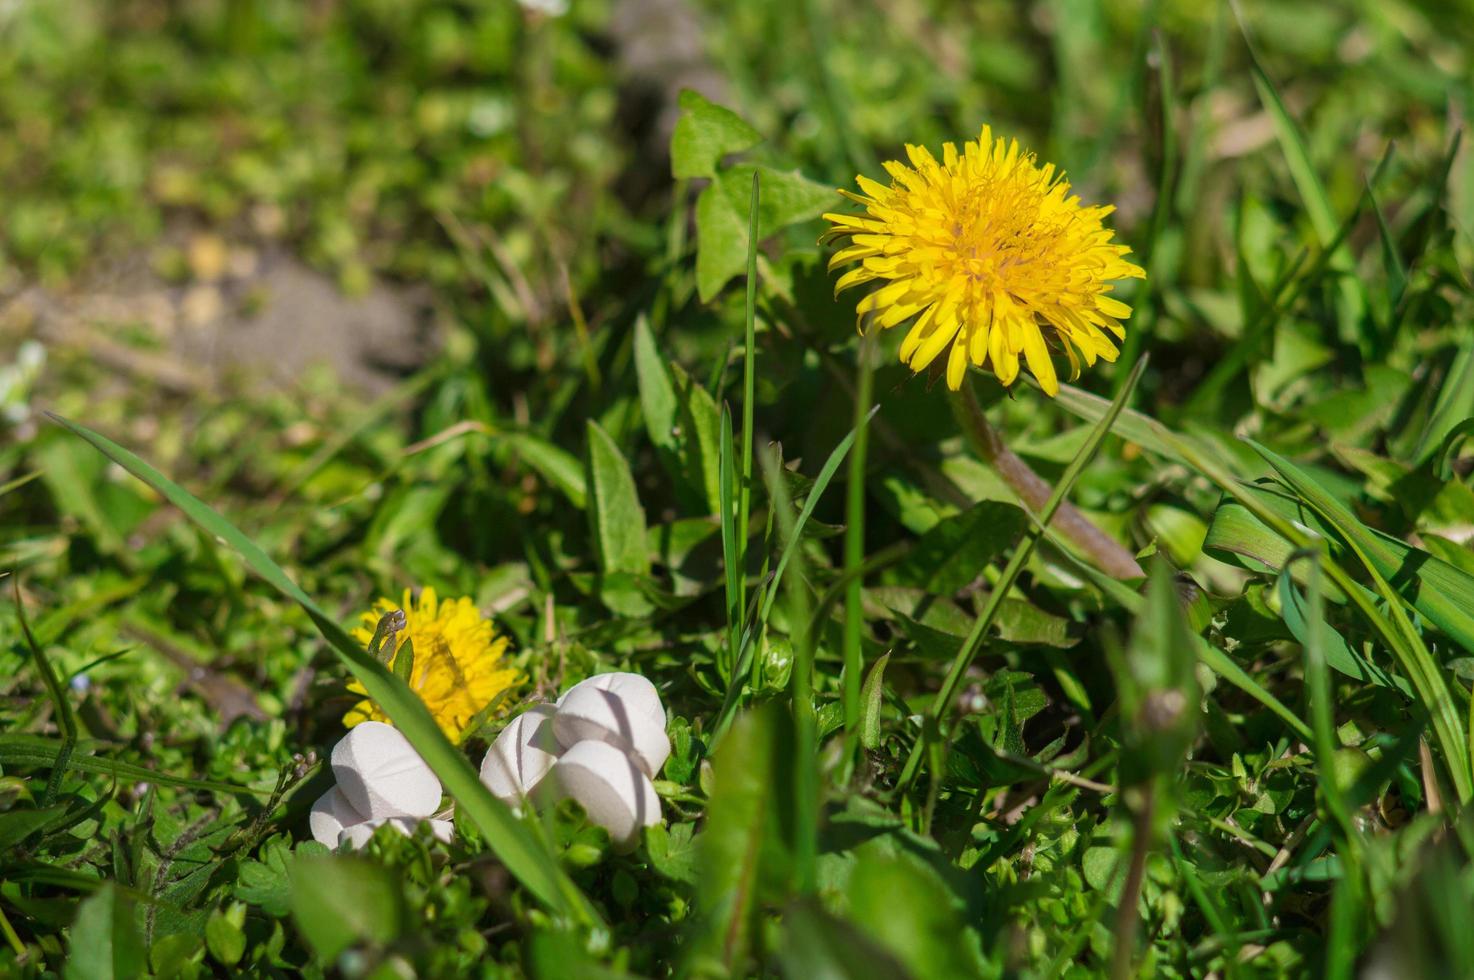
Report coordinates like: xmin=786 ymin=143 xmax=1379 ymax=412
xmin=951 ymin=384 xmax=1144 ymax=581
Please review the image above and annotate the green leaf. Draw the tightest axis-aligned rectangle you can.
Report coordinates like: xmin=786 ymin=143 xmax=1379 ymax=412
xmin=670 ymin=89 xmax=761 ymax=180
xmin=585 ymin=420 xmax=650 ymax=579
xmin=1275 ymin=571 xmax=1412 ymax=698
xmin=898 ymin=501 xmax=1028 ymax=595
xmin=634 ymin=315 xmax=681 ymax=461
xmin=859 ymin=653 xmax=890 ymax=751
xmin=1248 ymin=445 xmax=1474 ymax=656
xmin=290 ymin=855 xmax=404 ymax=963
xmin=1110 ymin=560 xmax=1202 ymax=786
xmin=1415 ymin=339 xmax=1474 ymax=464
xmin=720 ymin=165 xmax=834 ymax=239
xmin=64 ymin=884 xmax=145 ymax=980
xmin=498 ymin=430 xmax=587 ymax=509
xmin=695 ymin=165 xmax=833 ymax=301
xmin=777 ymin=901 xmax=915 ymax=980
xmin=691 ymin=706 xmax=793 ymax=972
xmin=50 ymin=414 xmax=594 ymax=923
xmin=205 ymin=905 xmax=247 ymax=967
xmin=695 ymin=181 xmax=751 ymax=302
xmin=1242 ymin=29 xmax=1366 ymax=332
xmin=843 ymin=854 xmax=986 ymax=979
xmin=672 ymin=362 xmax=723 ymax=514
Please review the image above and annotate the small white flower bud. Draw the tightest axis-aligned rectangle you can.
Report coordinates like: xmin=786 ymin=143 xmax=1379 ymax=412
xmin=545 ymin=739 xmax=662 ymax=850
xmin=331 ymin=722 xmax=442 ymax=820
xmin=553 ymin=673 xmax=670 ymax=778
xmin=480 ymin=704 xmax=560 ymax=805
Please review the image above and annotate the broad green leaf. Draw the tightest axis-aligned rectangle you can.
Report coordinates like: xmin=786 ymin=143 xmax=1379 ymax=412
xmin=634 ymin=315 xmax=681 ymax=461
xmin=670 ymin=89 xmax=761 ymax=180
xmin=205 ymin=905 xmax=247 ymax=967
xmin=64 ymin=884 xmax=145 ymax=980
xmin=694 ymin=163 xmax=830 ymax=300
xmin=720 ymin=165 xmax=834 ymax=240
xmin=671 ymin=362 xmax=723 ymax=514
xmin=585 ymin=420 xmax=649 ymax=578
xmin=290 ymin=855 xmax=404 ymax=963
xmin=497 ymin=430 xmax=587 ymax=509
xmin=635 ymin=317 xmax=710 ymax=511
xmin=695 ymin=181 xmax=750 ymax=301
xmin=777 ymin=901 xmax=914 ymax=980
xmin=843 ymin=854 xmax=986 ymax=980
xmin=50 ymin=415 xmax=594 ymax=923
xmin=691 ymin=706 xmax=793 ymax=972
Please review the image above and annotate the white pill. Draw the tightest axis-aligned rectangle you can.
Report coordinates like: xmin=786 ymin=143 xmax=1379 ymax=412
xmin=336 ymin=816 xmax=455 ymax=850
xmin=553 ymin=674 xmax=670 ymax=778
xmin=309 ymin=787 xmax=366 ymax=847
xmin=545 ymin=739 xmax=661 ymax=850
xmin=331 ymin=721 xmax=443 ymax=819
xmin=480 ymin=704 xmax=560 ymax=804
xmin=388 ymin=816 xmax=455 ymax=844
xmin=337 ymin=822 xmax=379 ymax=850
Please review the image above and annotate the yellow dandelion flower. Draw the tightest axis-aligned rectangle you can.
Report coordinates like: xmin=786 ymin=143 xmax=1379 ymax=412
xmin=822 ymin=126 xmax=1146 ymax=395
xmin=344 ymin=587 xmax=519 ymax=743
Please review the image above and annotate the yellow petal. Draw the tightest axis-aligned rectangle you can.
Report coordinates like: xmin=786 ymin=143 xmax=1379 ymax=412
xmin=945 ymin=339 xmax=969 ymax=390
xmin=1021 ymin=326 xmax=1058 ymax=397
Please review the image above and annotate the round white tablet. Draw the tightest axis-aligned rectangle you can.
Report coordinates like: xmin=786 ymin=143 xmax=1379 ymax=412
xmin=331 ymin=721 xmax=443 ymax=820
xmin=553 ymin=674 xmax=670 ymax=778
xmin=546 ymin=739 xmax=661 ymax=850
xmin=308 ymin=786 xmax=366 ymax=847
xmin=480 ymin=704 xmax=561 ymax=804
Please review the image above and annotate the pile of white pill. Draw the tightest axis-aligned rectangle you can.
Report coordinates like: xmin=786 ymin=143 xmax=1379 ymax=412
xmin=310 ymin=672 xmax=669 ymax=851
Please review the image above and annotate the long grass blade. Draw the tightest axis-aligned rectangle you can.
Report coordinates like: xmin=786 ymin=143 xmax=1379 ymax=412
xmin=898 ymin=356 xmax=1149 ymax=792
xmin=841 ymin=328 xmax=876 ymax=735
xmin=49 ymin=414 xmax=598 ymax=923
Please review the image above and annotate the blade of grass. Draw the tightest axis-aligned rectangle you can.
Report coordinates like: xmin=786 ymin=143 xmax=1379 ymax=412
xmin=842 ymin=327 xmax=876 ymax=737
xmin=49 ymin=414 xmax=598 ymax=923
xmin=14 ymin=580 xmax=77 ymax=807
xmin=1235 ymin=3 xmax=1368 ymax=340
xmin=1250 ymin=440 xmax=1472 ymax=803
xmin=0 ymin=735 xmax=271 ymax=796
xmin=711 ymin=408 xmax=875 ymax=743
xmin=737 ymin=171 xmax=760 ymax=643
xmin=1113 ymin=28 xmax=1176 ymax=394
xmin=1281 ymin=548 xmax=1365 ymax=922
xmin=719 ymin=403 xmax=741 ymax=683
xmin=761 ymin=444 xmax=817 ymax=893
xmin=898 ymin=356 xmax=1149 ymax=793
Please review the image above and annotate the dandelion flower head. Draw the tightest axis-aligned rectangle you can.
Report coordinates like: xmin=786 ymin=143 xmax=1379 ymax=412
xmin=345 ymin=588 xmax=518 ymax=742
xmin=823 ymin=126 xmax=1145 ymax=395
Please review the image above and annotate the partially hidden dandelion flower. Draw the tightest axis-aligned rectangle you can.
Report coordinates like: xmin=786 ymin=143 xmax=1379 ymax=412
xmin=822 ymin=126 xmax=1145 ymax=395
xmin=345 ymin=588 xmax=519 ymax=743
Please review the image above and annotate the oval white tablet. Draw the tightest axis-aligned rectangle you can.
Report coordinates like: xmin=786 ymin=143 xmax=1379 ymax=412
xmin=331 ymin=721 xmax=443 ymax=819
xmin=545 ymin=739 xmax=661 ymax=850
xmin=309 ymin=786 xmax=366 ymax=847
xmin=553 ymin=674 xmax=670 ymax=778
xmin=480 ymin=704 xmax=560 ymax=804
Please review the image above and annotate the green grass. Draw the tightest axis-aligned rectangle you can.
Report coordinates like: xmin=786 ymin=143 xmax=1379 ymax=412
xmin=4 ymin=0 xmax=1474 ymax=976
